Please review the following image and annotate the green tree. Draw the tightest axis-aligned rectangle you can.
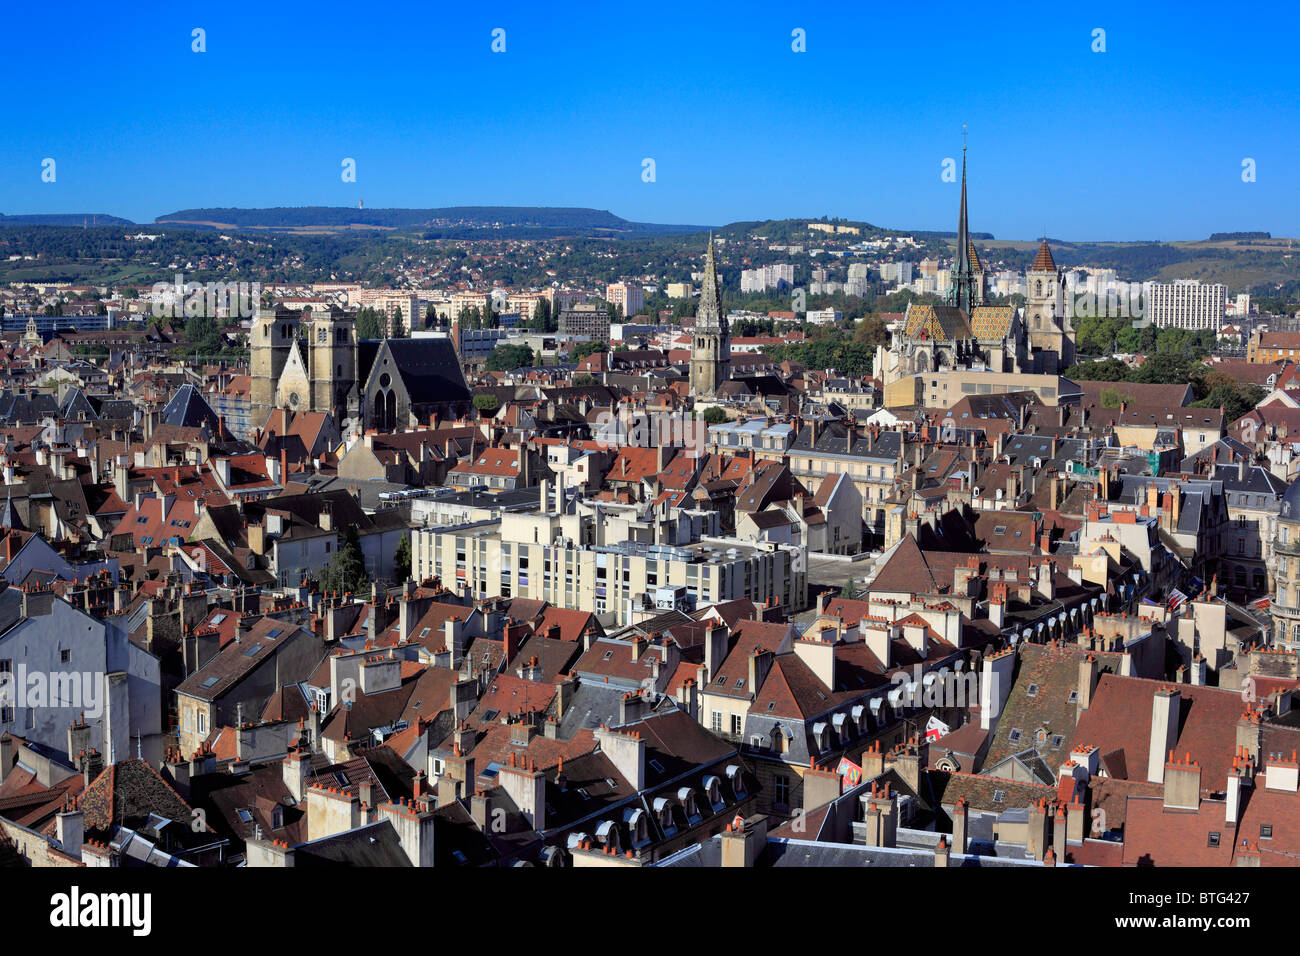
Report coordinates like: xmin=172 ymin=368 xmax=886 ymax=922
xmin=356 ymin=307 xmax=382 ymax=340
xmin=391 ymin=306 xmax=405 ymax=338
xmin=394 ymin=533 xmax=412 ymax=583
xmin=702 ymin=406 xmax=728 ymax=425
xmin=484 ymin=343 xmax=534 ymax=372
xmin=319 ymin=525 xmax=369 ymax=595
xmin=1099 ymin=386 xmax=1133 ymax=408
xmin=473 ymin=393 xmax=501 ymax=415
xmin=571 ymin=340 xmax=604 ymax=362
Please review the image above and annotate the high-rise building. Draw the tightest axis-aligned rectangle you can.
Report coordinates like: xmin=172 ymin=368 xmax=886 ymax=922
xmin=739 ymin=263 xmax=794 ymax=293
xmin=1143 ymin=280 xmax=1226 ymax=331
xmin=606 ymin=281 xmax=645 ymax=318
xmin=557 ymin=305 xmax=611 ymax=339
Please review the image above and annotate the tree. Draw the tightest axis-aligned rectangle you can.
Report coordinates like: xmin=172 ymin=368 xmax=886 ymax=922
xmin=1064 ymin=358 xmax=1129 ymax=381
xmin=571 ymin=340 xmax=604 ymax=362
xmin=391 ymin=306 xmax=405 ymax=338
xmin=484 ymin=343 xmax=534 ymax=372
xmin=572 ymin=373 xmax=599 ymax=386
xmin=319 ymin=525 xmax=369 ymax=595
xmin=702 ymin=406 xmax=728 ymax=425
xmin=356 ymin=307 xmax=382 ymax=340
xmin=473 ymin=393 xmax=501 ymax=415
xmin=1099 ymin=386 xmax=1133 ymax=408
xmin=394 ymin=533 xmax=412 ymax=583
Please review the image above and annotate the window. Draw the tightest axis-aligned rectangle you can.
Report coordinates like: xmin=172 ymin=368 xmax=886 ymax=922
xmin=730 ymin=714 xmax=742 ymax=737
xmin=711 ymin=711 xmax=722 ymax=734
xmin=1261 ymin=824 xmax=1273 ymax=839
xmin=1009 ymin=728 xmax=1022 ymax=743
xmin=774 ymin=775 xmax=790 ymax=807
xmin=1208 ymin=832 xmax=1221 ymax=848
xmin=1026 ymin=684 xmax=1039 ymax=698
xmin=60 ymin=649 xmax=71 ymax=664
xmin=993 ymin=789 xmax=1006 ymax=804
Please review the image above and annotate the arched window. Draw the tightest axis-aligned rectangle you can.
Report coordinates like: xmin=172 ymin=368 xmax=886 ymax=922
xmin=1035 ymin=280 xmax=1043 ymax=296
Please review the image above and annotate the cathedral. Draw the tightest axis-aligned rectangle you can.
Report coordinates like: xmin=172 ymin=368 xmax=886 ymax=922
xmin=876 ymin=146 xmax=1076 ymax=387
xmin=249 ymin=306 xmax=472 ymax=434
xmin=689 ymin=234 xmax=730 ymax=398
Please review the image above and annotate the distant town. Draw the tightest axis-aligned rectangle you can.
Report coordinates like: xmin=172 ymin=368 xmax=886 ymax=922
xmin=2 ymin=155 xmax=1300 ymax=873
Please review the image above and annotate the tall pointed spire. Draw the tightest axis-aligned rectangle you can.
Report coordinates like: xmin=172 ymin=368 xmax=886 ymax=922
xmin=690 ymin=233 xmax=730 ymax=398
xmin=697 ymin=231 xmax=726 ymax=334
xmin=947 ymin=132 xmax=982 ymax=313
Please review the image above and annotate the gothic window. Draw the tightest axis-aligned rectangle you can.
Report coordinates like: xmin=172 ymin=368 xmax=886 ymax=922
xmin=1035 ymin=280 xmax=1043 ymax=296
xmin=317 ymin=327 xmax=327 ymax=344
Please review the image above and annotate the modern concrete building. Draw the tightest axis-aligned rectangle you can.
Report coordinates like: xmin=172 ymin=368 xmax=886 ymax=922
xmin=1143 ymin=280 xmax=1226 ymax=331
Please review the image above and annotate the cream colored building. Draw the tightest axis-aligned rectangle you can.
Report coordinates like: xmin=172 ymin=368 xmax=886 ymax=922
xmin=884 ymin=369 xmax=1082 ymax=409
xmin=411 ymin=510 xmax=806 ymax=626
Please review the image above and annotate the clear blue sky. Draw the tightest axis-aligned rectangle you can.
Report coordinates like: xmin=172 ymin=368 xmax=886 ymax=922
xmin=3 ymin=0 xmax=1297 ymax=241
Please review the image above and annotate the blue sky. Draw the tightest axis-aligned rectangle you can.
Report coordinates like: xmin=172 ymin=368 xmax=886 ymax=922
xmin=2 ymin=0 xmax=1297 ymax=241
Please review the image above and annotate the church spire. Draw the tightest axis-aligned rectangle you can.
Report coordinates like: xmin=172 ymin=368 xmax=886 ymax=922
xmin=690 ymin=233 xmax=731 ymax=398
xmin=947 ymin=134 xmax=982 ymax=313
xmin=697 ymin=231 xmax=727 ymax=334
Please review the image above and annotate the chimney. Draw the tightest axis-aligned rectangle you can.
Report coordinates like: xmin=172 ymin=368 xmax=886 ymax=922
xmin=1027 ymin=799 xmax=1049 ymax=861
xmin=56 ymin=804 xmax=84 ymax=859
xmin=951 ymin=798 xmax=968 ymax=854
xmin=1147 ymin=687 xmax=1181 ymax=784
xmin=1076 ymin=655 xmax=1097 ymax=717
xmin=283 ymin=748 xmax=310 ymax=803
xmin=704 ymin=622 xmax=729 ymax=683
xmin=1264 ymin=751 xmax=1300 ymax=792
xmin=1163 ymin=752 xmax=1202 ymax=809
xmin=1226 ymin=759 xmax=1252 ymax=824
xmin=0 ymin=735 xmax=13 ymax=785
xmin=720 ymin=814 xmax=768 ymax=867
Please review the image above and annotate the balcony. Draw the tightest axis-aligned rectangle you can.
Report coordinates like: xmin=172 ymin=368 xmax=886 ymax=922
xmin=1272 ymin=535 xmax=1300 ymax=557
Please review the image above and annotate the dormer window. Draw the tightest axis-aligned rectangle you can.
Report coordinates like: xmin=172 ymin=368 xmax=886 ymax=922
xmin=704 ymin=775 xmax=724 ymax=812
xmin=725 ymin=764 xmax=746 ymax=798
xmin=832 ymin=712 xmax=849 ymax=744
xmin=677 ymin=786 xmax=701 ymax=824
xmin=812 ymin=721 xmax=829 ymax=751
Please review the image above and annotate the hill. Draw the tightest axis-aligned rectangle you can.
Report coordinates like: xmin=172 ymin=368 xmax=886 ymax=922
xmin=0 ymin=212 xmax=135 ymax=227
xmin=154 ymin=205 xmax=708 ymax=237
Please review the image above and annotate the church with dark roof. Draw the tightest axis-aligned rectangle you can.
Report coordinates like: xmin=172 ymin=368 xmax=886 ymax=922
xmin=250 ymin=306 xmax=472 ymax=433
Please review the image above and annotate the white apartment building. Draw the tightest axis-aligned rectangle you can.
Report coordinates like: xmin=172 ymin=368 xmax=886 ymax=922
xmin=1142 ymin=280 xmax=1227 ymax=331
xmin=352 ymin=290 xmax=421 ymax=334
xmin=606 ymin=281 xmax=645 ymax=317
xmin=411 ymin=509 xmax=806 ymax=626
xmin=879 ymin=262 xmax=913 ymax=284
xmin=740 ymin=263 xmax=795 ymax=293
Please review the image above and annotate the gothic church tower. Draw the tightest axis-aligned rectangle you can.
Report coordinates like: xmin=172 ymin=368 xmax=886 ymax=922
xmin=689 ymin=235 xmax=731 ymax=398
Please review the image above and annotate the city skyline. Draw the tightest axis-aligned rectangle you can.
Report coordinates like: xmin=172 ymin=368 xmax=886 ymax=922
xmin=2 ymin=0 xmax=1298 ymax=241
